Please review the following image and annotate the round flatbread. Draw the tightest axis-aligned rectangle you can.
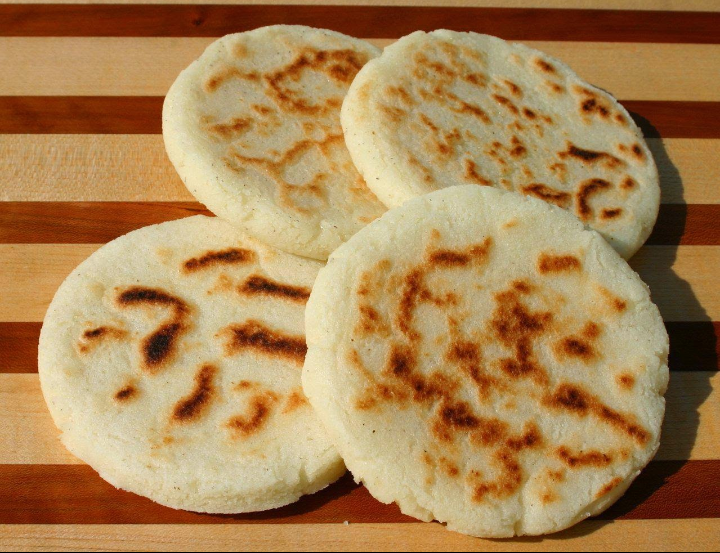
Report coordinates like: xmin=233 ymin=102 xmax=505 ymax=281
xmin=341 ymin=30 xmax=660 ymax=259
xmin=163 ymin=25 xmax=386 ymax=260
xmin=39 ymin=216 xmax=344 ymax=513
xmin=303 ymin=185 xmax=668 ymax=537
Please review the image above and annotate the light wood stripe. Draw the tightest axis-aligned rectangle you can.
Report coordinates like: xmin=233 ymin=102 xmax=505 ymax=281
xmin=0 ymin=135 xmax=189 ymax=202
xmin=3 ymin=372 xmax=716 ymax=465
xmin=2 ymin=38 xmax=718 ymax=101
xmin=0 ymin=244 xmax=716 ymax=322
xmin=1 ymin=1 xmax=717 ymax=11
xmin=1 ymin=5 xmax=718 ymax=43
xmin=2 ymin=520 xmax=720 ymax=552
xmin=629 ymin=246 xmax=720 ymax=322
xmin=0 ymin=136 xmax=716 ymax=204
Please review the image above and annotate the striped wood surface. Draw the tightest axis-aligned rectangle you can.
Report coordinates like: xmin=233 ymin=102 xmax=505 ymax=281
xmin=0 ymin=2 xmax=718 ymax=551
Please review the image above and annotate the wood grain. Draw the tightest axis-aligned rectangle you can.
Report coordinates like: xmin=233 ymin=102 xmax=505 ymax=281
xmin=3 ymin=520 xmax=720 ymax=552
xmin=0 ymin=135 xmax=191 ymax=202
xmin=4 ymin=371 xmax=716 ymax=465
xmin=0 ymin=202 xmax=713 ymax=246
xmin=2 ymin=97 xmax=717 ymax=137
xmin=1 ymin=0 xmax=717 ymax=11
xmin=1 ymin=6 xmax=719 ymax=42
xmin=0 ymin=203 xmax=212 ymax=244
xmin=0 ymin=244 xmax=716 ymax=322
xmin=4 ymin=38 xmax=719 ymax=101
xmin=4 ymin=320 xmax=716 ymax=375
xmin=0 ymin=459 xmax=717 ymax=524
xmin=2 ymin=136 xmax=715 ymax=204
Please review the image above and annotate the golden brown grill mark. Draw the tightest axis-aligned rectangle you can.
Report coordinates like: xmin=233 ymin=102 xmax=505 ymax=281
xmin=470 ymin=448 xmax=523 ymax=503
xmin=503 ymin=80 xmax=523 ymax=97
xmin=492 ymin=94 xmax=519 ymax=115
xmin=538 ymin=253 xmax=582 ymax=274
xmin=559 ymin=143 xmax=625 ymax=169
xmin=227 ymin=391 xmax=279 ymax=438
xmin=621 ymin=177 xmax=637 ymax=191
xmin=283 ymin=389 xmax=309 ymax=414
xmin=547 ymin=384 xmax=650 ymax=445
xmin=265 ymin=48 xmax=368 ymax=115
xmin=439 ymin=457 xmax=460 ymax=478
xmin=114 ymin=384 xmax=138 ymax=402
xmin=235 ymin=380 xmax=257 ymax=391
xmin=143 ymin=322 xmax=186 ymax=371
xmin=83 ymin=326 xmax=122 ymax=340
xmin=226 ymin=133 xmax=346 ymax=215
xmin=252 ymin=104 xmax=273 ymax=116
xmin=601 ymin=208 xmax=623 ymax=220
xmin=576 ymin=178 xmax=612 ymax=221
xmin=463 ymin=159 xmax=491 ymax=185
xmin=505 ymin=422 xmax=543 ymax=451
xmin=357 ymin=304 xmax=388 ymax=337
xmin=521 ymin=183 xmax=572 ymax=209
xmin=433 ymin=400 xmax=482 ymax=442
xmin=78 ymin=325 xmax=127 ymax=353
xmin=206 ymin=117 xmax=253 ymax=140
xmin=490 ymin=285 xmax=552 ymax=384
xmin=464 ymin=72 xmax=488 ymax=87
xmin=204 ymin=67 xmax=260 ymax=93
xmin=172 ymin=364 xmax=217 ymax=423
xmin=596 ymin=477 xmax=624 ymax=498
xmin=117 ymin=287 xmax=188 ymax=313
xmin=428 ymin=238 xmax=492 ymax=267
xmin=222 ymin=320 xmax=307 ymax=365
xmin=238 ymin=275 xmax=310 ymax=303
xmin=407 ymin=153 xmax=434 ymax=183
xmin=386 ymin=85 xmax=415 ymax=106
xmin=617 ymin=374 xmax=636 ymax=390
xmin=555 ymin=336 xmax=597 ymax=362
xmin=380 ymin=104 xmax=407 ymax=123
xmin=534 ymin=58 xmax=556 ymax=74
xmin=116 ymin=287 xmax=190 ymax=373
xmin=557 ymin=446 xmax=613 ymax=468
xmin=183 ymin=248 xmax=256 ymax=273
xmin=449 ymin=97 xmax=491 ymax=124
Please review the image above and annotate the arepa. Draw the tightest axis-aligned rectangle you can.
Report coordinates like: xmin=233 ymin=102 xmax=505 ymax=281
xmin=341 ymin=30 xmax=660 ymax=259
xmin=163 ymin=25 xmax=386 ymax=260
xmin=303 ymin=185 xmax=668 ymax=537
xmin=39 ymin=216 xmax=344 ymax=513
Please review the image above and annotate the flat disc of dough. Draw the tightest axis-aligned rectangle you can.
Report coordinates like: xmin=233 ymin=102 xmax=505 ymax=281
xmin=341 ymin=30 xmax=660 ymax=259
xmin=163 ymin=25 xmax=386 ymax=260
xmin=303 ymin=185 xmax=668 ymax=537
xmin=39 ymin=216 xmax=345 ymax=513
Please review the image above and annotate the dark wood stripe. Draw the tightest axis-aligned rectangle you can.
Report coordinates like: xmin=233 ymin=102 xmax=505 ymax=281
xmin=647 ymin=205 xmax=720 ymax=246
xmin=0 ymin=97 xmax=163 ymax=134
xmin=0 ymin=6 xmax=718 ymax=43
xmin=0 ymin=461 xmax=716 ymax=524
xmin=624 ymin=101 xmax=720 ymax=140
xmin=1 ymin=203 xmax=716 ymax=246
xmin=1 ymin=98 xmax=717 ymax=138
xmin=4 ymin=322 xmax=717 ymax=373
xmin=0 ymin=202 xmax=212 ymax=244
xmin=0 ymin=322 xmax=39 ymax=373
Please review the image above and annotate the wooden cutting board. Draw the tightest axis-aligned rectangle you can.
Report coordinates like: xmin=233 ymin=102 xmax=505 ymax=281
xmin=1 ymin=1 xmax=719 ymax=551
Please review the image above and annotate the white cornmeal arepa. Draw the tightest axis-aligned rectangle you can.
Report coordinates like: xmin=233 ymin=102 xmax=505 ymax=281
xmin=341 ymin=30 xmax=660 ymax=259
xmin=303 ymin=185 xmax=668 ymax=537
xmin=39 ymin=216 xmax=344 ymax=513
xmin=163 ymin=25 xmax=386 ymax=260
